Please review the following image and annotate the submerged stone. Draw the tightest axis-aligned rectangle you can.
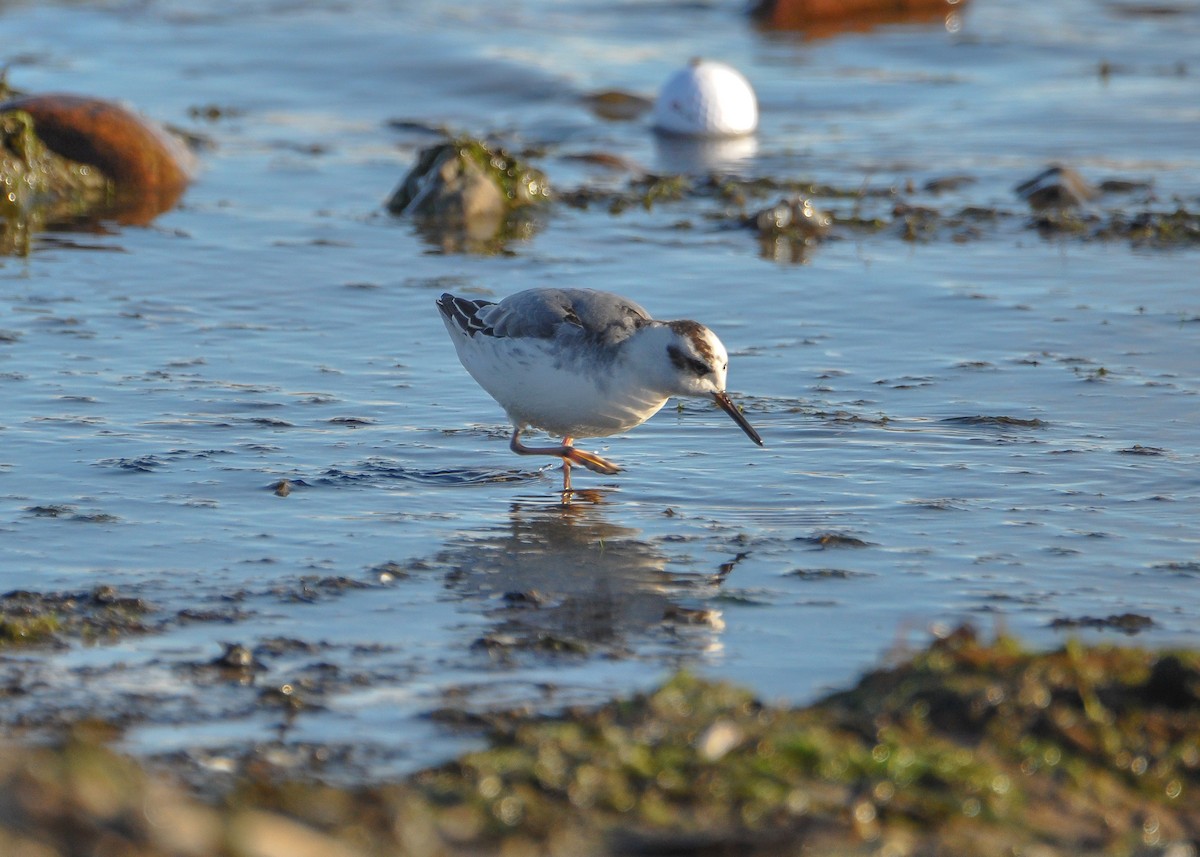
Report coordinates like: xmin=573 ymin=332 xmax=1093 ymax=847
xmin=581 ymin=90 xmax=654 ymax=122
xmin=386 ymin=137 xmax=549 ymax=253
xmin=1015 ymin=164 xmax=1098 ymax=209
xmin=748 ymin=195 xmax=831 ymax=239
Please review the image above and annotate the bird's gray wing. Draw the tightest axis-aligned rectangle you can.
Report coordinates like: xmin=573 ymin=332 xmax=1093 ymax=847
xmin=480 ymin=288 xmax=653 ymax=346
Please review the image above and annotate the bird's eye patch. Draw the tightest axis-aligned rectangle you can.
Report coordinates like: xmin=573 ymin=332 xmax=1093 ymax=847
xmin=667 ymin=344 xmax=711 ymax=377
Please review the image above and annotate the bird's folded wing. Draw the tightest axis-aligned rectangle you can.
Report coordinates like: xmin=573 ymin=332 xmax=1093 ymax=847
xmin=483 ymin=288 xmax=653 ymax=346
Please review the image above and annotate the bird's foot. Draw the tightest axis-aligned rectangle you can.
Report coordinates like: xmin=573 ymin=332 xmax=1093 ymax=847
xmin=562 ymin=446 xmax=621 ymax=476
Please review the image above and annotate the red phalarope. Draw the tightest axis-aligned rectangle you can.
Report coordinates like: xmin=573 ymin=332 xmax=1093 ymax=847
xmin=437 ymin=287 xmax=762 ymax=492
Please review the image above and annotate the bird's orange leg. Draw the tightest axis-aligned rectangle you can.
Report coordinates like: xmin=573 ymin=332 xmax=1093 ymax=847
xmin=509 ymin=430 xmax=621 ymax=492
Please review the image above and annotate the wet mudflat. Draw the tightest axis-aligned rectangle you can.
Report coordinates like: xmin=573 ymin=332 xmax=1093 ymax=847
xmin=1 ymin=0 xmax=1199 ymax=848
xmin=3 ymin=628 xmax=1199 ymax=855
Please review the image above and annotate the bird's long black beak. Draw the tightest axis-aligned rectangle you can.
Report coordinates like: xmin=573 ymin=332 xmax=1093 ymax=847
xmin=713 ymin=391 xmax=763 ymax=446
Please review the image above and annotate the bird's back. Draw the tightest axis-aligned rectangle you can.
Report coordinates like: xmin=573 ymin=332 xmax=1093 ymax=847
xmin=439 ymin=288 xmax=652 ymax=348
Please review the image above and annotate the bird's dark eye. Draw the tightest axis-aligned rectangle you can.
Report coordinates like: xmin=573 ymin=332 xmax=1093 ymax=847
xmin=667 ymin=344 xmax=710 ymax=377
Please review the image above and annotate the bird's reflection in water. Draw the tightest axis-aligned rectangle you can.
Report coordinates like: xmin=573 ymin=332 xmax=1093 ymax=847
xmin=438 ymin=492 xmax=727 ymax=657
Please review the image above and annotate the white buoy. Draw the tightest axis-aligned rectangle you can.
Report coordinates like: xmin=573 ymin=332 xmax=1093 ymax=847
xmin=652 ymin=59 xmax=759 ymax=138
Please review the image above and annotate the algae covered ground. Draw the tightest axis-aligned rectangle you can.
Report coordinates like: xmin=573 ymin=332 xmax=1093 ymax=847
xmin=2 ymin=627 xmax=1197 ymax=856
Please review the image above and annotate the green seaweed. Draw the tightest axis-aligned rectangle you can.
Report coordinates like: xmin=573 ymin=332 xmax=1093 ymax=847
xmin=451 ymin=136 xmax=550 ymax=206
xmin=0 ymin=107 xmax=112 ymax=256
xmin=0 ymin=613 xmax=61 ymax=646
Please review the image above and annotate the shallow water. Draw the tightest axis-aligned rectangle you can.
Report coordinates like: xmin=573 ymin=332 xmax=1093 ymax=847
xmin=2 ymin=0 xmax=1198 ymax=779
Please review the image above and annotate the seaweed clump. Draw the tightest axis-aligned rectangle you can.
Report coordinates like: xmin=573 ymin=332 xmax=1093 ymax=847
xmin=410 ymin=626 xmax=1200 ymax=854
xmin=0 ymin=585 xmax=154 ymax=648
xmin=1034 ymin=206 xmax=1200 ymax=248
xmin=0 ymin=107 xmax=110 ymax=256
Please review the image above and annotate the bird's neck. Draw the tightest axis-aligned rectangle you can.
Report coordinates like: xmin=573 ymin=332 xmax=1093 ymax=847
xmin=617 ymin=324 xmax=682 ymax=396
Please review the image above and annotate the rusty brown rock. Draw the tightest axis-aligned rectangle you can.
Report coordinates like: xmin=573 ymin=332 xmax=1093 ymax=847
xmin=0 ymin=93 xmax=195 ymax=219
xmin=750 ymin=0 xmax=966 ymax=36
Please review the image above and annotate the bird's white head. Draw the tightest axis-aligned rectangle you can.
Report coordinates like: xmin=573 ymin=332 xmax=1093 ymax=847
xmin=661 ymin=320 xmax=729 ymax=396
xmin=645 ymin=320 xmax=763 ymax=446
